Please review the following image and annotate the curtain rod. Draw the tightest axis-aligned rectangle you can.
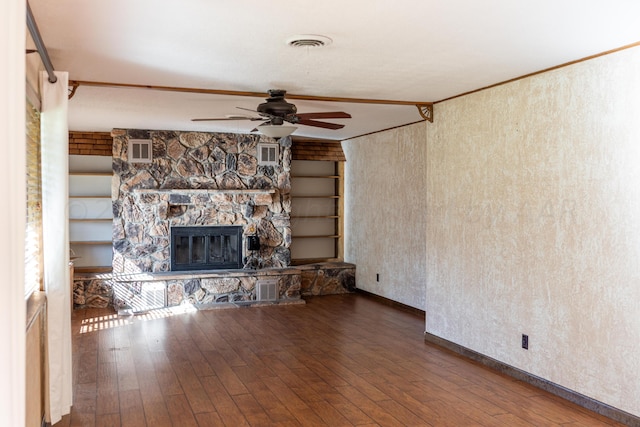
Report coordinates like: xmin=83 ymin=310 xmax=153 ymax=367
xmin=26 ymin=2 xmax=57 ymax=84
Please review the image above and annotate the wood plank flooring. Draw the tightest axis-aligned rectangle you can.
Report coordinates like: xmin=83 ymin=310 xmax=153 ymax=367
xmin=55 ymin=294 xmax=624 ymax=426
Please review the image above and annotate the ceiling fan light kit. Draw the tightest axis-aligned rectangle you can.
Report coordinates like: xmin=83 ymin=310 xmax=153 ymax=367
xmin=258 ymin=124 xmax=298 ymax=139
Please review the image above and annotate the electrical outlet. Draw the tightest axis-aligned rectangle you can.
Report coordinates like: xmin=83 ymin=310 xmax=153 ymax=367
xmin=522 ymin=334 xmax=529 ymax=350
xmin=376 ymin=273 xmax=379 ymax=282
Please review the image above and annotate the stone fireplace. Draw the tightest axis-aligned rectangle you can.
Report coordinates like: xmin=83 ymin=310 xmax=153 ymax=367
xmin=111 ymin=129 xmax=292 ymax=274
xmin=69 ymin=128 xmax=355 ymax=311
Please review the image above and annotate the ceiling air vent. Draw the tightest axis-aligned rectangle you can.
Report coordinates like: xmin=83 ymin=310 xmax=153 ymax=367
xmin=286 ymin=34 xmax=332 ymax=48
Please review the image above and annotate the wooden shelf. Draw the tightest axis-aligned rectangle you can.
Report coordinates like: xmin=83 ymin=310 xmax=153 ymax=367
xmin=291 ymin=195 xmax=340 ymax=199
xmin=73 ymin=266 xmax=112 ymax=274
xmin=69 ymin=172 xmax=112 ymax=176
xmin=291 ymin=175 xmax=340 ymax=179
xmin=292 ymin=235 xmax=341 ymax=239
xmin=291 ymin=215 xmax=339 ymax=219
xmin=70 ymin=240 xmax=112 ymax=246
xmin=68 ymin=195 xmax=111 ymax=199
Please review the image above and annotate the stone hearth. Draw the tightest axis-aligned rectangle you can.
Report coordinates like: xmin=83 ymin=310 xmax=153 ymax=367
xmin=73 ymin=262 xmax=356 ymax=310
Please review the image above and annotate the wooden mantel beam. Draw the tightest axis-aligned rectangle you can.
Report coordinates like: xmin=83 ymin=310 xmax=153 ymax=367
xmin=68 ymin=79 xmax=433 ymax=108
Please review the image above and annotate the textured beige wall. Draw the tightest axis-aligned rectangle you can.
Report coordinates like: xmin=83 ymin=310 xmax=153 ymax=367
xmin=343 ymin=123 xmax=427 ymax=309
xmin=426 ymin=46 xmax=640 ymax=415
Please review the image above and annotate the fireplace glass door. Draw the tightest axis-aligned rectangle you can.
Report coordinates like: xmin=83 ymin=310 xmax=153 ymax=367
xmin=171 ymin=226 xmax=243 ymax=271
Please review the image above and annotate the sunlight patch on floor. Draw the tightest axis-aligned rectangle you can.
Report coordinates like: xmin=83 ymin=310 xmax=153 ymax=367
xmin=78 ymin=303 xmax=198 ymax=333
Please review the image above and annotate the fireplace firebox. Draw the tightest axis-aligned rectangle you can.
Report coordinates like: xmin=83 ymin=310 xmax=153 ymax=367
xmin=170 ymin=226 xmax=243 ymax=271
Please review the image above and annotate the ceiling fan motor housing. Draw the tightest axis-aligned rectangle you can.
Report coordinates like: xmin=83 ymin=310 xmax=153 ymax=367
xmin=257 ymin=90 xmax=297 ymax=118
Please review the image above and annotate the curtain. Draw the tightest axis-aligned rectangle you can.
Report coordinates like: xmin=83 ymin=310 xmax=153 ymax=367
xmin=40 ymin=71 xmax=73 ymax=424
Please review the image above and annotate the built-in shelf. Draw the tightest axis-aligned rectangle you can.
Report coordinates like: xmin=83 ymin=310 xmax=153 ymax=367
xmin=291 ymin=175 xmax=340 ymax=179
xmin=74 ymin=266 xmax=112 ymax=274
xmin=294 ymin=235 xmax=341 ymax=239
xmin=68 ymin=155 xmax=114 ymax=274
xmin=70 ymin=240 xmax=112 ymax=245
xmin=291 ymin=195 xmax=340 ymax=199
xmin=289 ymin=160 xmax=343 ymax=263
xmin=69 ymin=172 xmax=113 ymax=176
xmin=291 ymin=215 xmax=339 ymax=219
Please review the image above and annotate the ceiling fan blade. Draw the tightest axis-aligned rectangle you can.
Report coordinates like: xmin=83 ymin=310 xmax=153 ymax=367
xmin=191 ymin=116 xmax=264 ymax=122
xmin=237 ymin=106 xmax=273 ymax=118
xmin=236 ymin=106 xmax=260 ymax=114
xmin=296 ymin=119 xmax=345 ymax=130
xmin=237 ymin=107 xmax=285 ymax=124
xmin=294 ymin=111 xmax=351 ymax=120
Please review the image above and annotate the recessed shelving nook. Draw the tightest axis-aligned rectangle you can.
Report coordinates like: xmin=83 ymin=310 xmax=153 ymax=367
xmin=290 ymin=160 xmax=344 ymax=263
xmin=68 ymin=156 xmax=113 ymax=273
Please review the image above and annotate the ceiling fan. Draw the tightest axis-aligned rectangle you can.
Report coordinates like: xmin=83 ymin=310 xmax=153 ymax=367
xmin=191 ymin=89 xmax=351 ymax=132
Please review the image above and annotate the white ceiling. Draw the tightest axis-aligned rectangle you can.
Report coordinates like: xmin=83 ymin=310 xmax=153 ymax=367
xmin=29 ymin=0 xmax=640 ymax=140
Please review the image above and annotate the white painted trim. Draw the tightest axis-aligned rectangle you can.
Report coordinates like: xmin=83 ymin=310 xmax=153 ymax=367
xmin=0 ymin=0 xmax=27 ymax=425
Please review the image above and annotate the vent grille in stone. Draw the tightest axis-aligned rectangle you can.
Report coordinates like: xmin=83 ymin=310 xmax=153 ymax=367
xmin=256 ymin=278 xmax=278 ymax=301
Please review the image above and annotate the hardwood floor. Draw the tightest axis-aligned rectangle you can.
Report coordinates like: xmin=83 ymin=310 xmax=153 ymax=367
xmin=55 ymin=294 xmax=624 ymax=426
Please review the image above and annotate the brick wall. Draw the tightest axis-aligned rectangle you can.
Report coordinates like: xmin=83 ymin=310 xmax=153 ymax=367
xmin=291 ymin=137 xmax=345 ymax=161
xmin=68 ymin=131 xmax=112 ymax=156
xmin=68 ymin=132 xmax=347 ymax=160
